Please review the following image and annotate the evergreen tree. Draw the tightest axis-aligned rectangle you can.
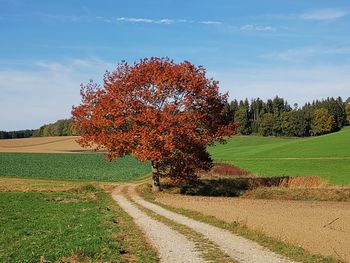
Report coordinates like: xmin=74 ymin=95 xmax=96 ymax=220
xmin=235 ymin=105 xmax=251 ymax=135
xmin=225 ymin=96 xmax=347 ymax=138
xmin=259 ymin=113 xmax=275 ymax=136
xmin=250 ymin=98 xmax=264 ymax=133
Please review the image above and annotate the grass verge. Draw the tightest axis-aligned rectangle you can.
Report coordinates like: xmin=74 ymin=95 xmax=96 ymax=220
xmin=0 ymin=182 xmax=158 ymax=263
xmin=160 ymin=176 xmax=350 ymax=202
xmin=138 ymin=183 xmax=341 ymax=263
xmin=241 ymin=186 xmax=350 ymax=201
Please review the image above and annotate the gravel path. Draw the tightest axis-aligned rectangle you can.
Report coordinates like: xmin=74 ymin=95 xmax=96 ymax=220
xmin=111 ymin=187 xmax=205 ymax=263
xmin=127 ymin=185 xmax=295 ymax=263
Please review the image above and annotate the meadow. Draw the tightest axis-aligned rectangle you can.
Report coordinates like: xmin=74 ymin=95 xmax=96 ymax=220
xmin=1 ymin=127 xmax=349 ymax=184
xmin=0 ymin=153 xmax=151 ymax=182
xmin=0 ymin=129 xmax=348 ymax=262
xmin=0 ymin=186 xmax=121 ymax=262
xmin=0 ymin=183 xmax=158 ymax=262
xmin=209 ymin=126 xmax=350 ymax=185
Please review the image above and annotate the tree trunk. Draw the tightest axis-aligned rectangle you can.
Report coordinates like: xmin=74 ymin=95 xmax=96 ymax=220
xmin=151 ymin=161 xmax=161 ymax=192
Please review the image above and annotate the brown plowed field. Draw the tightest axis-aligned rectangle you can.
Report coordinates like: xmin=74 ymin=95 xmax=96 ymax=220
xmin=157 ymin=194 xmax=350 ymax=262
xmin=0 ymin=136 xmax=88 ymax=153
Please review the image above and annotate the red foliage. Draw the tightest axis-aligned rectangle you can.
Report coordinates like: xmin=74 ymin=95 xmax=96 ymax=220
xmin=204 ymin=163 xmax=249 ymax=177
xmin=72 ymin=57 xmax=237 ymax=182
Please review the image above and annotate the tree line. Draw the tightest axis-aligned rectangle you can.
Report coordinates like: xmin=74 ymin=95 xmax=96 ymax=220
xmin=0 ymin=119 xmax=79 ymax=139
xmin=1 ymin=96 xmax=349 ymax=140
xmin=224 ymin=96 xmax=350 ymax=137
xmin=0 ymin=129 xmax=36 ymax=139
xmin=33 ymin=119 xmax=79 ymax=137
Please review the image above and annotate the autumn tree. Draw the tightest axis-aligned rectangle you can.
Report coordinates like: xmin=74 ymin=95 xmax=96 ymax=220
xmin=346 ymin=102 xmax=350 ymax=124
xmin=311 ymin=108 xmax=335 ymax=135
xmin=258 ymin=113 xmax=275 ymax=136
xmin=72 ymin=58 xmax=236 ymax=191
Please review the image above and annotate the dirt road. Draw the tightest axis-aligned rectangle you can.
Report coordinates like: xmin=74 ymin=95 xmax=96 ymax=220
xmin=112 ymin=188 xmax=204 ymax=263
xmin=157 ymin=194 xmax=350 ymax=262
xmin=113 ymin=185 xmax=295 ymax=263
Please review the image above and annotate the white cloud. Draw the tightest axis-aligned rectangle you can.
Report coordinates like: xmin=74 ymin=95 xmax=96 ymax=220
xmin=117 ymin=17 xmax=222 ymax=26
xmin=0 ymin=58 xmax=114 ymax=130
xmin=199 ymin=21 xmax=222 ymax=25
xmin=117 ymin=17 xmax=175 ymax=24
xmin=1 ymin=58 xmax=349 ymax=130
xmin=262 ymin=46 xmax=350 ymax=62
xmin=157 ymin=19 xmax=175 ymax=24
xmin=240 ymin=24 xmax=276 ymax=32
xmin=210 ymin=65 xmax=350 ymax=105
xmin=301 ymin=9 xmax=348 ymax=20
xmin=117 ymin=17 xmax=154 ymax=23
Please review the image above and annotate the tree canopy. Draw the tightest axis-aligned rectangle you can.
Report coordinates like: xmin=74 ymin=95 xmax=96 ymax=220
xmin=311 ymin=108 xmax=335 ymax=135
xmin=346 ymin=102 xmax=350 ymax=124
xmin=72 ymin=58 xmax=236 ymax=190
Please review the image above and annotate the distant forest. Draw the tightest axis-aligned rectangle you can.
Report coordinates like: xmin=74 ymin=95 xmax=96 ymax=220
xmin=0 ymin=119 xmax=79 ymax=139
xmin=0 ymin=129 xmax=37 ymax=139
xmin=224 ymin=96 xmax=350 ymax=137
xmin=1 ymin=96 xmax=350 ymax=139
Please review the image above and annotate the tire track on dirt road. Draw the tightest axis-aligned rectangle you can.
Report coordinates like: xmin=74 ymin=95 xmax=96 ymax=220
xmin=111 ymin=186 xmax=205 ymax=263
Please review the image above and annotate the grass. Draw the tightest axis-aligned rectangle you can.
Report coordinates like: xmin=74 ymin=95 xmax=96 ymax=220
xmin=241 ymin=186 xmax=350 ymax=201
xmin=138 ymin=183 xmax=340 ymax=263
xmin=0 ymin=182 xmax=158 ymax=263
xmin=0 ymin=152 xmax=151 ymax=182
xmin=160 ymin=175 xmax=350 ymax=202
xmin=0 ymin=186 xmax=119 ymax=262
xmin=209 ymin=126 xmax=350 ymax=185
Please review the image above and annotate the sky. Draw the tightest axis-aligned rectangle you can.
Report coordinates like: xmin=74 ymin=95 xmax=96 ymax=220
xmin=1 ymin=0 xmax=350 ymax=130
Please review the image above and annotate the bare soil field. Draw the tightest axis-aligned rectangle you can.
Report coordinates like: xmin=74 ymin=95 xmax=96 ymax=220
xmin=0 ymin=136 xmax=87 ymax=153
xmin=157 ymin=194 xmax=350 ymax=262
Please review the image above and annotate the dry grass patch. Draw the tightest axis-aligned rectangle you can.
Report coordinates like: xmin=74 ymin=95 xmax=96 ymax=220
xmin=242 ymin=186 xmax=350 ymax=202
xmin=278 ymin=176 xmax=328 ymax=188
xmin=0 ymin=177 xmax=83 ymax=192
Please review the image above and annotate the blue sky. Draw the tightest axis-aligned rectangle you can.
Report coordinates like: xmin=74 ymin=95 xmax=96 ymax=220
xmin=1 ymin=0 xmax=350 ymax=130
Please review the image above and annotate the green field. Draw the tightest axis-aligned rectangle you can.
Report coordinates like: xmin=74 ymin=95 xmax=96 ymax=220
xmin=209 ymin=126 xmax=350 ymax=185
xmin=0 ymin=184 xmax=158 ymax=262
xmin=0 ymin=153 xmax=151 ymax=182
xmin=0 ymin=186 xmax=122 ymax=262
